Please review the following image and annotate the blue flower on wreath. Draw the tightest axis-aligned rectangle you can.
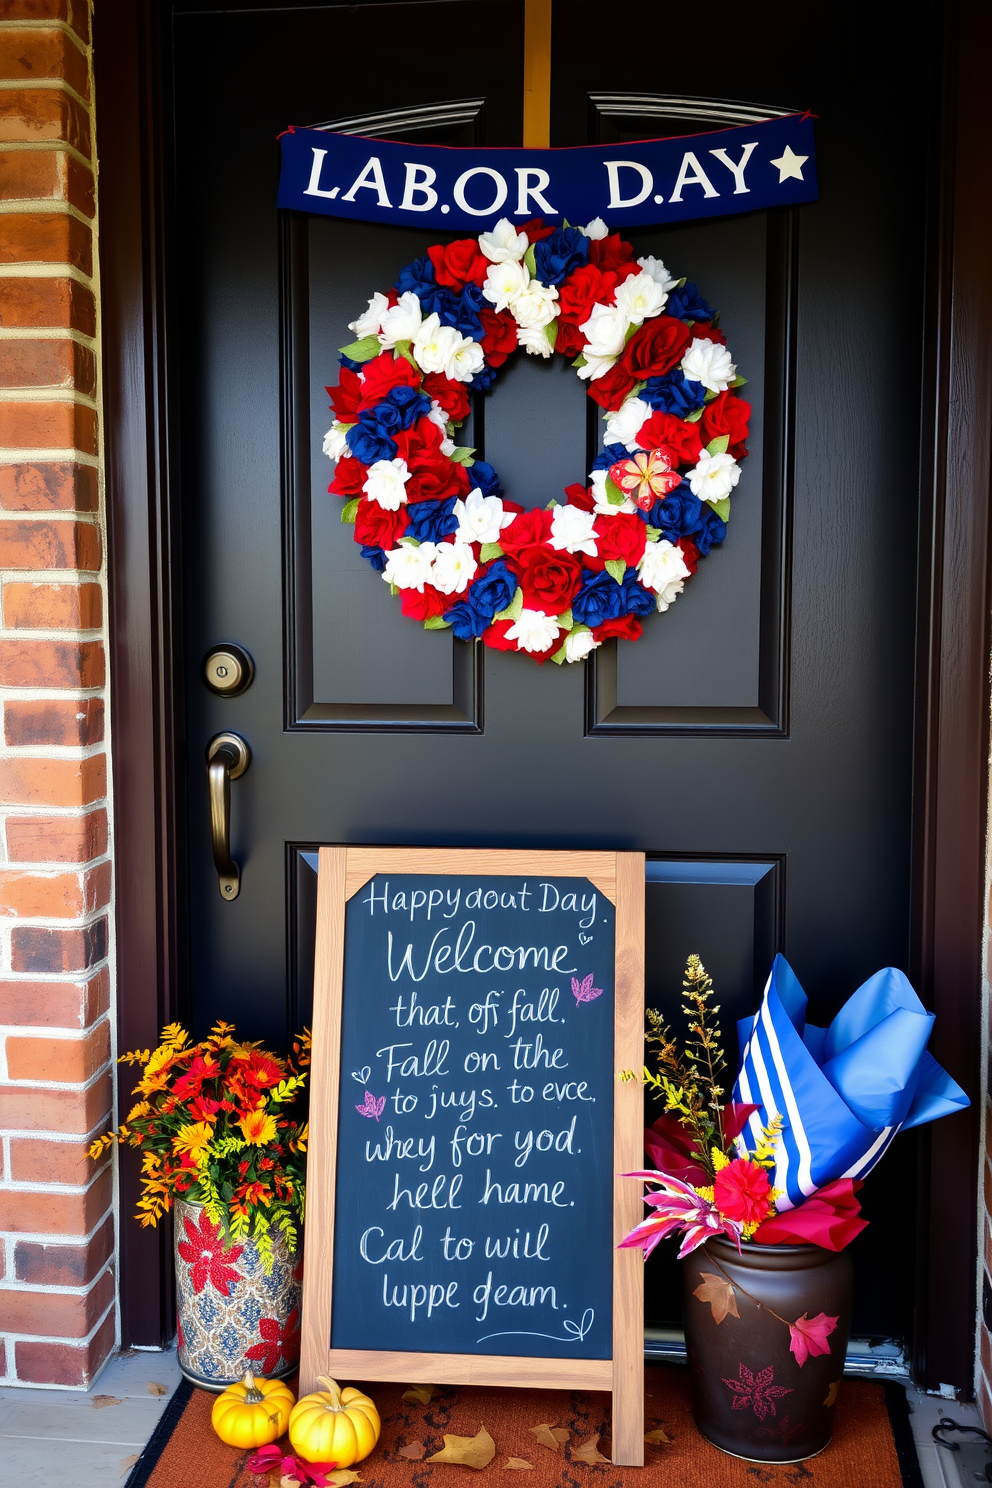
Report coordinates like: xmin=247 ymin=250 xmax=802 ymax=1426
xmin=467 ymin=459 xmax=502 ymax=497
xmin=646 ymin=488 xmax=726 ymax=555
xmin=339 ymin=354 xmax=364 ymax=373
xmin=406 ymin=497 xmax=458 ymax=544
xmin=419 ymin=284 xmax=484 ymax=342
xmin=572 ymin=569 xmax=626 ymax=628
xmin=347 ymin=414 xmax=397 ymax=466
xmin=591 ymin=442 xmax=628 ymax=473
xmin=640 ymin=370 xmax=706 ymax=417
xmin=361 ymin=544 xmax=387 ymax=571
xmin=395 ymin=255 xmax=436 ymax=297
xmin=692 ymin=505 xmax=728 ymax=556
xmin=365 ymin=386 xmax=431 ymax=437
xmin=666 ymin=281 xmax=716 ymax=323
xmin=470 ymin=365 xmax=499 ymax=392
xmin=534 ymin=226 xmax=589 ymax=286
xmin=445 ymin=559 xmax=518 ymax=639
xmin=619 ymin=571 xmax=656 ymax=617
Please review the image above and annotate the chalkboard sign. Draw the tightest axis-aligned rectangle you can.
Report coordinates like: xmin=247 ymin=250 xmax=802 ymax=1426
xmin=301 ymin=848 xmax=645 ymax=1464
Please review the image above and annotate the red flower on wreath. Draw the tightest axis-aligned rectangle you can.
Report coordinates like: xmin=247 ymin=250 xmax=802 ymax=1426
xmin=608 ymin=449 xmax=682 ymax=511
xmin=245 ymin=1306 xmax=302 ymax=1374
xmin=177 ymin=1209 xmax=244 ymax=1296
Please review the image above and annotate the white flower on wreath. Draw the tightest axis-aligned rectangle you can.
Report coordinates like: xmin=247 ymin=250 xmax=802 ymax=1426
xmin=479 ymin=218 xmax=529 ymax=263
xmin=454 ymin=489 xmax=514 ymax=546
xmin=550 ymin=503 xmax=599 ymax=557
xmin=482 ymin=259 xmax=530 ymax=314
xmin=427 ymin=399 xmax=448 ymax=431
xmin=412 ymin=314 xmax=485 ymax=382
xmin=577 ymin=302 xmax=631 ymax=382
xmin=348 ymin=291 xmax=390 ymax=340
xmin=614 ymin=270 xmax=668 ymax=326
xmin=637 ymin=255 xmax=679 ymax=292
xmin=682 ymin=337 xmax=736 ymax=393
xmin=580 ymin=217 xmax=609 ymax=240
xmin=590 ymin=467 xmax=636 ymax=515
xmin=513 ymin=281 xmax=559 ymax=329
xmin=605 ymin=396 xmax=651 ymax=449
xmin=322 ymin=425 xmax=351 ymax=462
xmin=638 ymin=540 xmax=691 ymax=612
xmin=379 ymin=291 xmax=423 ymax=348
xmin=505 ymin=608 xmax=561 ymax=654
xmin=517 ymin=324 xmax=554 ymax=358
xmin=363 ymin=457 xmax=411 ymax=510
xmin=382 ymin=539 xmax=439 ymax=591
xmin=687 ymin=449 xmax=741 ymax=503
xmin=431 ymin=541 xmax=478 ymax=596
xmin=564 ymin=628 xmax=601 ymax=662
xmin=440 ymin=435 xmax=456 ymax=457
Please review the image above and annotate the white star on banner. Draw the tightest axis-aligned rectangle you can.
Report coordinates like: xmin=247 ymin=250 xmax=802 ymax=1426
xmin=769 ymin=146 xmax=809 ymax=183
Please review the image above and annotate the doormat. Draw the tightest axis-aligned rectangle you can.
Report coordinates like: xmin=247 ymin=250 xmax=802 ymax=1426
xmin=126 ymin=1366 xmax=922 ymax=1488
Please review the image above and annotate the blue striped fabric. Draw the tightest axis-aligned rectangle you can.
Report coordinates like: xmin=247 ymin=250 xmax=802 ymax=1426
xmin=732 ymin=955 xmax=969 ymax=1210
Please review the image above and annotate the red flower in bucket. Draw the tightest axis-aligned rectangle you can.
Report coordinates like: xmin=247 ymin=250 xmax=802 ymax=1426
xmin=608 ymin=446 xmax=682 ymax=510
xmin=245 ymin=1306 xmax=301 ymax=1374
xmin=177 ymin=1209 xmax=244 ymax=1296
xmin=713 ymin=1157 xmax=774 ymax=1227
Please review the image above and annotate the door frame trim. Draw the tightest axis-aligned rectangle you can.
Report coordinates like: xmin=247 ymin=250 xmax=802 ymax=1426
xmin=94 ymin=0 xmax=992 ymax=1391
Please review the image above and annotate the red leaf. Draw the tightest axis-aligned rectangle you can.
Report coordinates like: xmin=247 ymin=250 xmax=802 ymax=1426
xmin=788 ymin=1312 xmax=838 ymax=1367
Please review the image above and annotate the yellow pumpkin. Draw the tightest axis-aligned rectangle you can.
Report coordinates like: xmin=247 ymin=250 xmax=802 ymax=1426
xmin=211 ymin=1369 xmax=295 ymax=1448
xmin=288 ymin=1377 xmax=380 ymax=1465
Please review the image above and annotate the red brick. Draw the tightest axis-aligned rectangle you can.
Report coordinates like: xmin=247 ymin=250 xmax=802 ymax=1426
xmin=0 ymin=146 xmax=59 ymax=200
xmin=0 ymin=637 xmax=103 ymax=686
xmin=16 ymin=1308 xmax=115 ymax=1388
xmin=0 ymin=1160 xmax=111 ymax=1232
xmin=0 ymin=516 xmax=100 ymax=568
xmin=0 ymin=88 xmax=90 ymax=152
xmin=0 ymin=400 xmax=98 ymax=454
xmin=83 ymin=857 xmax=111 ymax=912
xmin=15 ymin=1215 xmax=113 ymax=1286
xmin=0 ymin=338 xmax=95 ymax=393
xmin=0 ymin=28 xmax=90 ymax=100
xmin=0 ymin=211 xmax=91 ymax=273
xmin=0 ymin=1339 xmax=5 ymax=1377
xmin=1 ymin=1270 xmax=114 ymax=1339
xmin=6 ymin=807 xmax=107 ymax=862
xmin=0 ymin=279 xmax=95 ymax=335
xmin=0 ymin=753 xmax=105 ymax=806
xmin=5 ymin=697 xmax=104 ymax=747
xmin=0 ymin=0 xmax=90 ymax=45
xmin=11 ymin=914 xmax=107 ymax=972
xmin=10 ymin=1132 xmax=102 ymax=1185
xmin=0 ymin=965 xmax=109 ymax=1027
xmin=0 ymin=867 xmax=84 ymax=917
xmin=2 ymin=579 xmax=101 ymax=628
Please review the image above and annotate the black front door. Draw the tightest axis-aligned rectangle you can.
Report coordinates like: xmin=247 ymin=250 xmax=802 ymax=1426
xmin=167 ymin=0 xmax=952 ymax=1369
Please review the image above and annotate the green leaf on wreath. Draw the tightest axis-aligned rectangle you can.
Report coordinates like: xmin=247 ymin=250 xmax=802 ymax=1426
xmin=605 ymin=558 xmax=627 ymax=584
xmin=449 ymin=447 xmax=476 ymax=465
xmin=645 ymin=525 xmax=662 ymax=542
xmin=401 ymin=535 xmax=421 ymax=547
xmin=524 ymin=244 xmax=538 ymax=278
xmin=545 ymin=321 xmax=558 ymax=350
xmin=572 ymin=354 xmax=588 ymax=369
xmin=623 ymin=321 xmax=639 ymax=344
xmin=389 ymin=582 xmax=399 ymax=596
xmin=731 ymin=374 xmax=748 ymax=387
xmin=704 ymin=387 xmax=719 ymax=402
xmin=340 ymin=498 xmax=360 ymax=524
xmin=684 ymin=407 xmax=704 ymax=423
xmin=630 ymin=381 xmax=647 ymax=399
xmin=604 ymin=476 xmax=626 ymax=506
xmin=706 ymin=434 xmax=730 ymax=456
xmin=550 ymin=643 xmax=569 ymax=665
xmin=556 ymin=607 xmax=573 ymax=630
xmin=423 ymin=616 xmax=451 ymax=630
xmin=479 ymin=542 xmax=505 ymax=563
xmin=675 ymin=277 xmax=687 ymax=289
xmin=393 ymin=339 xmax=420 ymax=371
xmin=338 ymin=334 xmax=382 ymax=363
xmin=709 ymin=497 xmax=731 ymax=522
xmin=494 ymin=587 xmax=524 ymax=623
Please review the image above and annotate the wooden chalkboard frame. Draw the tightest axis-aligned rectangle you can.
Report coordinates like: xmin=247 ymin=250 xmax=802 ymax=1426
xmin=300 ymin=847 xmax=645 ymax=1464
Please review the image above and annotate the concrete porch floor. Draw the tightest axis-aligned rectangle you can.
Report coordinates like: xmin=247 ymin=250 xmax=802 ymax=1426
xmin=0 ymin=1349 xmax=987 ymax=1487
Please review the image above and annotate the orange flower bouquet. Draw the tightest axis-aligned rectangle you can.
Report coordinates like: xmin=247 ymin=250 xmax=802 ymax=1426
xmin=90 ymin=1020 xmax=309 ymax=1271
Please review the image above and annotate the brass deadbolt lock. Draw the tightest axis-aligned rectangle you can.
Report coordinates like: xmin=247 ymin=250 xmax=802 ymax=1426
xmin=201 ymin=644 xmax=254 ymax=697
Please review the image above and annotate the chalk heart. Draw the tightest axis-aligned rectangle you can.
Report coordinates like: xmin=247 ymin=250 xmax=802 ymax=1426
xmin=351 ymin=1066 xmax=372 ymax=1085
xmin=579 ymin=933 xmax=593 ymax=945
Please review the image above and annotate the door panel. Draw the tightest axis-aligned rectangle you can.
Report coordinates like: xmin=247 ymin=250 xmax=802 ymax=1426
xmin=172 ymin=0 xmax=934 ymax=1348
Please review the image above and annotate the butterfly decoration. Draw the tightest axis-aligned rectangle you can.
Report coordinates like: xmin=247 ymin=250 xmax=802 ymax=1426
xmin=608 ymin=446 xmax=682 ymax=511
xmin=356 ymin=1090 xmax=386 ymax=1120
xmin=572 ymin=973 xmax=604 ymax=1005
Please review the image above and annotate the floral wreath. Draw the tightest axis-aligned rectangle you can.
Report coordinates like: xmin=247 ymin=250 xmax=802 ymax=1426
xmin=323 ymin=216 xmax=749 ymax=663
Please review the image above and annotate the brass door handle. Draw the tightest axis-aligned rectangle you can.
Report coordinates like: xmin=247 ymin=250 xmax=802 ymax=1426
xmin=206 ymin=732 xmax=251 ymax=901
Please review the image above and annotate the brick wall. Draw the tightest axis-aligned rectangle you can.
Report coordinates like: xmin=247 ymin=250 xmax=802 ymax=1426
xmin=0 ymin=0 xmax=116 ymax=1387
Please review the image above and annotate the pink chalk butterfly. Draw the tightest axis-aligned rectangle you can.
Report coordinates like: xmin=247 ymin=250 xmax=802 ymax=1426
xmin=356 ymin=1090 xmax=385 ymax=1121
xmin=572 ymin=973 xmax=604 ymax=1005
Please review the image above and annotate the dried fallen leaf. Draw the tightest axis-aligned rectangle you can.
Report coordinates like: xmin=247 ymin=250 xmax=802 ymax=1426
xmin=824 ymin=1379 xmax=841 ymax=1408
xmin=119 ymin=1455 xmax=140 ymax=1478
xmin=504 ymin=1460 xmax=533 ymax=1470
xmin=693 ymin=1271 xmax=739 ymax=1325
xmin=427 ymin=1426 xmax=496 ymax=1469
xmin=571 ymin=1435 xmax=610 ymax=1465
xmin=403 ymin=1384 xmax=436 ymax=1405
xmin=92 ymin=1394 xmax=123 ymax=1409
xmin=643 ymin=1427 xmax=671 ymax=1445
xmin=147 ymin=1381 xmax=168 ymax=1397
xmin=326 ymin=1472 xmax=362 ymax=1486
xmin=528 ymin=1425 xmax=569 ymax=1452
xmin=399 ymin=1442 xmax=426 ymax=1460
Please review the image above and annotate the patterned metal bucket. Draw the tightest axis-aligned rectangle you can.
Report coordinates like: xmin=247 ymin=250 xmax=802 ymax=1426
xmin=173 ymin=1197 xmax=303 ymax=1390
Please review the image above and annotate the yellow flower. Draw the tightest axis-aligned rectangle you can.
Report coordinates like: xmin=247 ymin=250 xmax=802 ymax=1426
xmin=126 ymin=1100 xmax=151 ymax=1122
xmin=711 ymin=1147 xmax=730 ymax=1172
xmin=238 ymin=1108 xmax=278 ymax=1146
xmin=171 ymin=1121 xmax=214 ymax=1159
